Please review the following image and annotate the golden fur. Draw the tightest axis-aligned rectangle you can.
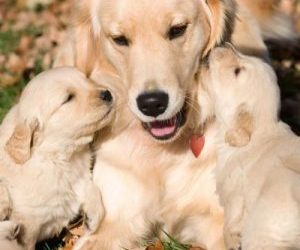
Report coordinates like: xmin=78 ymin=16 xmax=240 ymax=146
xmin=202 ymin=46 xmax=300 ymax=250
xmin=0 ymin=221 xmax=24 ymax=250
xmin=0 ymin=67 xmax=115 ymax=250
xmin=53 ymin=1 xmax=296 ymax=249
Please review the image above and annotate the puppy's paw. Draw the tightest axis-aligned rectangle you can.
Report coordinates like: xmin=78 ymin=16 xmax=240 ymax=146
xmin=84 ymin=211 xmax=102 ymax=234
xmin=0 ymin=206 xmax=11 ymax=221
xmin=0 ymin=221 xmax=21 ymax=241
xmin=0 ymin=184 xmax=12 ymax=221
xmin=73 ymin=235 xmax=98 ymax=250
xmin=225 ymin=231 xmax=241 ymax=250
xmin=83 ymin=186 xmax=104 ymax=233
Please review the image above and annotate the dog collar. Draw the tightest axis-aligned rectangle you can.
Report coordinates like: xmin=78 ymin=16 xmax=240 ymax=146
xmin=189 ymin=135 xmax=205 ymax=158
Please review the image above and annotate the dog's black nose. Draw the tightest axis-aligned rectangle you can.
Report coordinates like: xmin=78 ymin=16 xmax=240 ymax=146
xmin=136 ymin=91 xmax=169 ymax=117
xmin=100 ymin=90 xmax=113 ymax=103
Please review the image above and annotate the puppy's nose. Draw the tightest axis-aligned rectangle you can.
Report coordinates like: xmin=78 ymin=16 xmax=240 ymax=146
xmin=136 ymin=91 xmax=169 ymax=117
xmin=100 ymin=90 xmax=113 ymax=103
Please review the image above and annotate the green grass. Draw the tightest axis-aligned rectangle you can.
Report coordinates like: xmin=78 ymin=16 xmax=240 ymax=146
xmin=162 ymin=231 xmax=190 ymax=250
xmin=0 ymin=25 xmax=42 ymax=55
xmin=0 ymin=79 xmax=26 ymax=122
xmin=0 ymin=19 xmax=45 ymax=122
xmin=0 ymin=30 xmax=21 ymax=55
xmin=0 ymin=56 xmax=45 ymax=123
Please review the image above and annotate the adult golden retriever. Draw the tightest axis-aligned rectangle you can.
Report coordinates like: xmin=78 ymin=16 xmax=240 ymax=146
xmin=55 ymin=1 xmax=295 ymax=249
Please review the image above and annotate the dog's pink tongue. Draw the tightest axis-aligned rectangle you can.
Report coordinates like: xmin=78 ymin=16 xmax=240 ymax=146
xmin=150 ymin=120 xmax=176 ymax=138
xmin=150 ymin=125 xmax=176 ymax=137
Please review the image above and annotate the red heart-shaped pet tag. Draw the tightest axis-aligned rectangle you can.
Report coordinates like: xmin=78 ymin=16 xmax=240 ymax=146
xmin=189 ymin=135 xmax=205 ymax=158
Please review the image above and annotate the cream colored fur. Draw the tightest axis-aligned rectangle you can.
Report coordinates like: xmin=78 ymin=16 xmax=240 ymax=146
xmin=202 ymin=46 xmax=300 ymax=250
xmin=0 ymin=221 xmax=24 ymax=250
xmin=0 ymin=67 xmax=115 ymax=250
xmin=53 ymin=1 xmax=295 ymax=249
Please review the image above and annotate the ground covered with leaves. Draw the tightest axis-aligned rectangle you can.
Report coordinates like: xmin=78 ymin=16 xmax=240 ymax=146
xmin=0 ymin=0 xmax=299 ymax=249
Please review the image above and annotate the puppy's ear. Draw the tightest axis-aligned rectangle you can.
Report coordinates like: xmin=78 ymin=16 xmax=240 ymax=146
xmin=5 ymin=119 xmax=39 ymax=165
xmin=201 ymin=0 xmax=237 ymax=56
xmin=225 ymin=106 xmax=253 ymax=147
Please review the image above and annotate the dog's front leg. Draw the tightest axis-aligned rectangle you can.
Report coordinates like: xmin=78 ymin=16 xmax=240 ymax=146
xmin=224 ymin=195 xmax=245 ymax=250
xmin=81 ymin=181 xmax=104 ymax=233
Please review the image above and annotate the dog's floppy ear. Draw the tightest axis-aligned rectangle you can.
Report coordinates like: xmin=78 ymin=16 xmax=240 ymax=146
xmin=225 ymin=105 xmax=253 ymax=147
xmin=54 ymin=0 xmax=116 ymax=77
xmin=53 ymin=1 xmax=100 ymax=76
xmin=73 ymin=2 xmax=100 ymax=77
xmin=5 ymin=119 xmax=39 ymax=165
xmin=201 ymin=0 xmax=237 ymax=56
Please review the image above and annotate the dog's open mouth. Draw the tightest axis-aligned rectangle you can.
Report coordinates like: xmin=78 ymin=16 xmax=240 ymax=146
xmin=142 ymin=103 xmax=188 ymax=141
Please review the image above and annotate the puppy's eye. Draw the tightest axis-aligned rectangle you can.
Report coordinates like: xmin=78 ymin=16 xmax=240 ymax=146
xmin=168 ymin=24 xmax=188 ymax=40
xmin=63 ymin=93 xmax=75 ymax=104
xmin=234 ymin=67 xmax=244 ymax=76
xmin=112 ymin=35 xmax=129 ymax=46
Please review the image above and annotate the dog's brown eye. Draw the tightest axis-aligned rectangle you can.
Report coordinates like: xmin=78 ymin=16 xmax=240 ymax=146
xmin=112 ymin=35 xmax=129 ymax=46
xmin=63 ymin=93 xmax=75 ymax=104
xmin=168 ymin=24 xmax=188 ymax=40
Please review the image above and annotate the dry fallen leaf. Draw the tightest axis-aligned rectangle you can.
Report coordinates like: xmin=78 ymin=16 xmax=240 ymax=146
xmin=17 ymin=36 xmax=33 ymax=54
xmin=0 ymin=54 xmax=6 ymax=65
xmin=146 ymin=241 xmax=164 ymax=250
xmin=7 ymin=53 xmax=26 ymax=73
xmin=0 ymin=73 xmax=21 ymax=87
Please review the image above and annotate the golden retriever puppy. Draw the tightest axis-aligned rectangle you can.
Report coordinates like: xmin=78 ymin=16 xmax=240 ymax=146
xmin=0 ymin=67 xmax=115 ymax=250
xmin=0 ymin=221 xmax=24 ymax=250
xmin=202 ymin=46 xmax=300 ymax=250
xmin=54 ymin=1 xmax=295 ymax=250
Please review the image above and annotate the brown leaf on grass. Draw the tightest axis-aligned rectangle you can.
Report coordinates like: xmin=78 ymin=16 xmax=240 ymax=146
xmin=61 ymin=225 xmax=84 ymax=250
xmin=35 ymin=36 xmax=52 ymax=51
xmin=42 ymin=52 xmax=52 ymax=68
xmin=42 ymin=11 xmax=58 ymax=26
xmin=12 ymin=11 xmax=35 ymax=30
xmin=146 ymin=241 xmax=164 ymax=250
xmin=17 ymin=36 xmax=33 ymax=54
xmin=62 ymin=241 xmax=74 ymax=250
xmin=0 ymin=73 xmax=21 ymax=87
xmin=7 ymin=53 xmax=26 ymax=73
xmin=25 ymin=57 xmax=36 ymax=69
xmin=0 ymin=54 xmax=6 ymax=65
